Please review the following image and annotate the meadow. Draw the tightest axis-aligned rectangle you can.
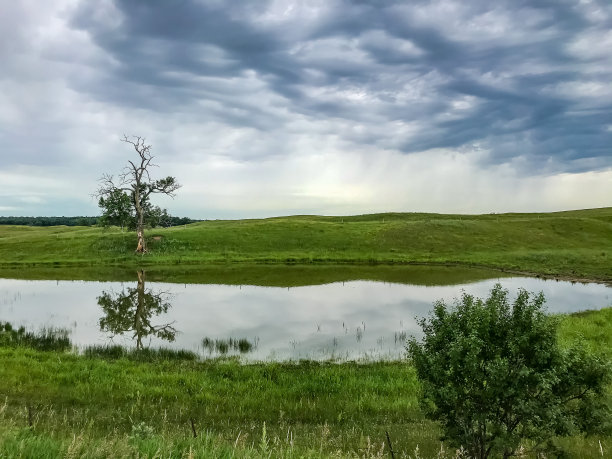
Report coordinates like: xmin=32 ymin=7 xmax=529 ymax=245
xmin=0 ymin=207 xmax=611 ymax=283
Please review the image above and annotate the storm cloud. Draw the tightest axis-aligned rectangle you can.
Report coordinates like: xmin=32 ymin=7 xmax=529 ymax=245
xmin=1 ymin=0 xmax=611 ymax=217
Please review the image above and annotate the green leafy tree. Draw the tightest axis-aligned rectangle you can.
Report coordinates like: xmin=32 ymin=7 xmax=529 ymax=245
xmin=407 ymin=284 xmax=611 ymax=458
xmin=146 ymin=204 xmax=171 ymax=229
xmin=98 ymin=189 xmax=171 ymax=231
xmin=98 ymin=188 xmax=132 ymax=230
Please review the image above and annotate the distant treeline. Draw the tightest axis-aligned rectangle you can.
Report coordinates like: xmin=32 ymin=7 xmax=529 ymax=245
xmin=0 ymin=216 xmax=99 ymax=227
xmin=0 ymin=216 xmax=199 ymax=227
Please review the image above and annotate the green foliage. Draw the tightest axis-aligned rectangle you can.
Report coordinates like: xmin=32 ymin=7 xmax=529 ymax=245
xmin=98 ymin=188 xmax=131 ymax=229
xmin=145 ymin=204 xmax=170 ymax=228
xmin=98 ymin=189 xmax=173 ymax=230
xmin=407 ymin=284 xmax=612 ymax=458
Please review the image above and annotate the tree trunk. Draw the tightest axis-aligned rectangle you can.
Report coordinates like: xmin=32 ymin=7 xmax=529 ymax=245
xmin=134 ymin=270 xmax=145 ymax=349
xmin=136 ymin=227 xmax=146 ymax=253
xmin=134 ymin=188 xmax=147 ymax=253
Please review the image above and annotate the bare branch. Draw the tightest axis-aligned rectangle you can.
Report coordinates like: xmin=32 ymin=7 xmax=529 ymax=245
xmin=94 ymin=173 xmax=132 ymax=199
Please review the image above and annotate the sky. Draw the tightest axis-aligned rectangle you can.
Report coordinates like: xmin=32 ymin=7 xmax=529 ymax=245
xmin=1 ymin=0 xmax=611 ymax=219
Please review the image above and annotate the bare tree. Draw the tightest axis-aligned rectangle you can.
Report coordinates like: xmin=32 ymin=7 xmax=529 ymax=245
xmin=97 ymin=136 xmax=181 ymax=253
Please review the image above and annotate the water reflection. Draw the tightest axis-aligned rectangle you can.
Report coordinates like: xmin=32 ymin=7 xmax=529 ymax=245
xmin=0 ymin=272 xmax=610 ymax=361
xmin=0 ymin=321 xmax=71 ymax=351
xmin=97 ymin=270 xmax=176 ymax=349
xmin=201 ymin=337 xmax=259 ymax=355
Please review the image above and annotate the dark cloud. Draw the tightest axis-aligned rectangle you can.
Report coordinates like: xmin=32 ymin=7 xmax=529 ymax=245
xmin=64 ymin=0 xmax=612 ymax=173
xmin=0 ymin=0 xmax=608 ymax=218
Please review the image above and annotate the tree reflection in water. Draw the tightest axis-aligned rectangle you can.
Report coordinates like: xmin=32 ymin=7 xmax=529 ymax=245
xmin=97 ymin=270 xmax=176 ymax=349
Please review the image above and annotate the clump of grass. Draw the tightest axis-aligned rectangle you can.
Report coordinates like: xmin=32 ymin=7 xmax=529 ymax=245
xmin=83 ymin=344 xmax=126 ymax=359
xmin=202 ymin=337 xmax=258 ymax=355
xmin=84 ymin=344 xmax=198 ymax=362
xmin=0 ymin=322 xmax=71 ymax=352
xmin=134 ymin=347 xmax=198 ymax=362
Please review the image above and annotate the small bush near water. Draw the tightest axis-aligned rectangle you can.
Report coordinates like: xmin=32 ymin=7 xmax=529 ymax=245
xmin=408 ymin=284 xmax=612 ymax=458
xmin=0 ymin=322 xmax=70 ymax=352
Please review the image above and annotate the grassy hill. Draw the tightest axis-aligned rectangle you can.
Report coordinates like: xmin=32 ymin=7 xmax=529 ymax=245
xmin=0 ymin=207 xmax=610 ymax=282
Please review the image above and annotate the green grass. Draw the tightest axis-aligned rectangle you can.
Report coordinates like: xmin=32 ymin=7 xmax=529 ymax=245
xmin=0 ymin=351 xmax=431 ymax=457
xmin=1 ymin=207 xmax=611 ymax=282
xmin=1 ymin=307 xmax=612 ymax=458
xmin=558 ymin=307 xmax=612 ymax=360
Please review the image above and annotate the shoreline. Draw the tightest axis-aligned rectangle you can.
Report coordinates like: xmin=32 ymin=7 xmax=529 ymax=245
xmin=0 ymin=259 xmax=610 ymax=285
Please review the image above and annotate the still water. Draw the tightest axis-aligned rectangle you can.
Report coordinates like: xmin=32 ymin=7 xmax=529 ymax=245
xmin=0 ymin=270 xmax=610 ymax=361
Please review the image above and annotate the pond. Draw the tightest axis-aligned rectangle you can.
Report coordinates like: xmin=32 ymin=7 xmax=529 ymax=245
xmin=0 ymin=266 xmax=610 ymax=361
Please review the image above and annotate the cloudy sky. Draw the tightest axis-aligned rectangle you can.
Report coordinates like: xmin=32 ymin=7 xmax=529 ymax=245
xmin=1 ymin=0 xmax=611 ymax=218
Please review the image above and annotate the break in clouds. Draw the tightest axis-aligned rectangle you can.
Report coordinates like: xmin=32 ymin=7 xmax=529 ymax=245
xmin=1 ymin=0 xmax=611 ymax=217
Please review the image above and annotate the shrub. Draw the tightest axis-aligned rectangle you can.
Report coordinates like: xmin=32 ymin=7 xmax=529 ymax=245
xmin=407 ymin=284 xmax=611 ymax=458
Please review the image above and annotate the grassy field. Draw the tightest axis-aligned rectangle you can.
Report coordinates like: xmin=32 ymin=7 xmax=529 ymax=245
xmin=1 ymin=207 xmax=611 ymax=282
xmin=0 ymin=306 xmax=611 ymax=458
xmin=1 ymin=208 xmax=611 ymax=456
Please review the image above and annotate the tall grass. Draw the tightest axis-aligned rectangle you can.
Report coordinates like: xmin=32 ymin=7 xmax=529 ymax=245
xmin=83 ymin=344 xmax=199 ymax=362
xmin=0 ymin=322 xmax=71 ymax=352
